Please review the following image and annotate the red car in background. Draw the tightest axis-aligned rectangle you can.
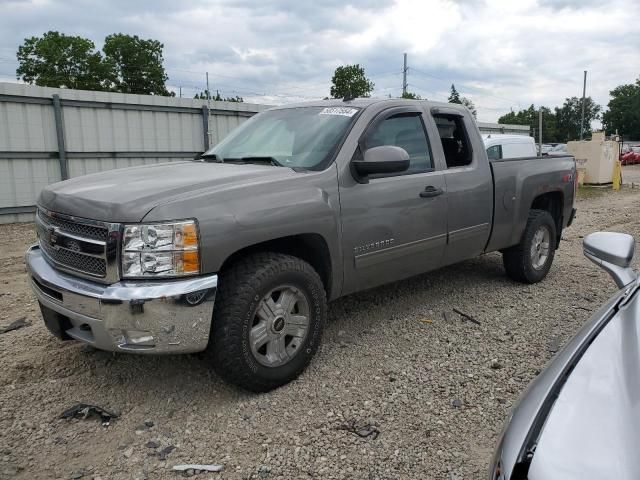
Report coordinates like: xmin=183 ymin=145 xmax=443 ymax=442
xmin=621 ymin=145 xmax=640 ymax=165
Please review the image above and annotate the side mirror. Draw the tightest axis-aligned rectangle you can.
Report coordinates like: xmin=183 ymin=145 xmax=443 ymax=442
xmin=583 ymin=232 xmax=637 ymax=288
xmin=352 ymin=146 xmax=410 ymax=180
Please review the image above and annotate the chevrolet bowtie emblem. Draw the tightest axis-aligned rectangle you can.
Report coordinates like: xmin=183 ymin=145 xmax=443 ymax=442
xmin=48 ymin=226 xmax=59 ymax=247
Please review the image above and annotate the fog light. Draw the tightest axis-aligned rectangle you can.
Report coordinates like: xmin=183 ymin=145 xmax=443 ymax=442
xmin=124 ymin=330 xmax=155 ymax=346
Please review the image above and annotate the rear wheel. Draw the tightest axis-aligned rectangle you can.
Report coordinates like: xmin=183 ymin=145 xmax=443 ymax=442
xmin=503 ymin=209 xmax=557 ymax=283
xmin=209 ymin=252 xmax=326 ymax=392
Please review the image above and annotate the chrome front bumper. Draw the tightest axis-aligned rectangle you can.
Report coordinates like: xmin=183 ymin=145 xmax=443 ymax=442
xmin=26 ymin=245 xmax=217 ymax=354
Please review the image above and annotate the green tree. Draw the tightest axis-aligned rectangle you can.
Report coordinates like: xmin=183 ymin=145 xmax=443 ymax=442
xmin=330 ymin=64 xmax=374 ymax=98
xmin=401 ymin=91 xmax=421 ymax=99
xmin=461 ymin=97 xmax=477 ymax=118
xmin=448 ymin=84 xmax=461 ymax=103
xmin=602 ymin=78 xmax=640 ymax=140
xmin=448 ymin=84 xmax=476 ymax=118
xmin=499 ymin=104 xmax=558 ymax=143
xmin=16 ymin=31 xmax=109 ymax=90
xmin=102 ymin=34 xmax=171 ymax=96
xmin=194 ymin=89 xmax=243 ymax=102
xmin=554 ymin=96 xmax=601 ymax=141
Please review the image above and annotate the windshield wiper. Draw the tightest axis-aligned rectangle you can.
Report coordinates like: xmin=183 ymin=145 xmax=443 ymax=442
xmin=225 ymin=156 xmax=287 ymax=167
xmin=199 ymin=152 xmax=223 ymax=163
xmin=200 ymin=154 xmax=294 ymax=169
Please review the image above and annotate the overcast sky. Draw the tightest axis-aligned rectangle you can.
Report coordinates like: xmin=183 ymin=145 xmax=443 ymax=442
xmin=0 ymin=0 xmax=638 ymax=122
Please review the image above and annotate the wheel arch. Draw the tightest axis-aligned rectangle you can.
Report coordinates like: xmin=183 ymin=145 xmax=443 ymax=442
xmin=530 ymin=191 xmax=564 ymax=247
xmin=219 ymin=233 xmax=334 ymax=299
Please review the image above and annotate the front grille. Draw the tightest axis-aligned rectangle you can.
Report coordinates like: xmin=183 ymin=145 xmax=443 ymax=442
xmin=36 ymin=208 xmax=117 ymax=282
xmin=40 ymin=240 xmax=106 ymax=277
xmin=38 ymin=209 xmax=108 ymax=241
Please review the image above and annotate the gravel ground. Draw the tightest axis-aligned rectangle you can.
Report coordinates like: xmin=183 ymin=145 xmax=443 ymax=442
xmin=2 ymin=183 xmax=640 ymax=480
xmin=623 ymin=163 xmax=640 ymax=184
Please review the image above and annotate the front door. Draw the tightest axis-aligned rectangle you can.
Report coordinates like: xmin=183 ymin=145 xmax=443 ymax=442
xmin=340 ymin=107 xmax=448 ymax=294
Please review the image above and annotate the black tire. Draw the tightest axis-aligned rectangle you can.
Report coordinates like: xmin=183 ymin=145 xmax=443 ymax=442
xmin=209 ymin=252 xmax=327 ymax=392
xmin=503 ymin=209 xmax=557 ymax=283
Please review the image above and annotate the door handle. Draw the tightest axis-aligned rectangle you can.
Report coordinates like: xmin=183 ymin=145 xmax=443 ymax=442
xmin=420 ymin=186 xmax=444 ymax=198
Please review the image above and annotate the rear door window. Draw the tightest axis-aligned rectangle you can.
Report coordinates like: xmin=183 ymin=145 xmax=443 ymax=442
xmin=433 ymin=115 xmax=473 ymax=168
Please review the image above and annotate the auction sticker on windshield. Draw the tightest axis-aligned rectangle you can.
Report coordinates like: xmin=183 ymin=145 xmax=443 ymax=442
xmin=319 ymin=107 xmax=358 ymax=117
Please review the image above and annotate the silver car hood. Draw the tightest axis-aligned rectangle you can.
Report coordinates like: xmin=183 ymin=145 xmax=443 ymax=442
xmin=529 ymin=286 xmax=640 ymax=479
xmin=491 ymin=282 xmax=637 ymax=479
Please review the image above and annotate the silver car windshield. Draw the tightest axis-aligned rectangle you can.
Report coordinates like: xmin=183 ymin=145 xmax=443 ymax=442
xmin=202 ymin=106 xmax=360 ymax=170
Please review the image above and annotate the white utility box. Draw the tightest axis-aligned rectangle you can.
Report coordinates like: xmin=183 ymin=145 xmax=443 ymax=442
xmin=567 ymin=132 xmax=619 ymax=185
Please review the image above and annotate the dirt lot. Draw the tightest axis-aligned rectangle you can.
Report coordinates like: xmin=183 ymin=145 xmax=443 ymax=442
xmin=2 ymin=184 xmax=640 ymax=480
xmin=623 ymin=163 xmax=640 ymax=184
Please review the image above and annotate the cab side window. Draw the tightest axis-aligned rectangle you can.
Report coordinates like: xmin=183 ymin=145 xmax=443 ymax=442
xmin=364 ymin=113 xmax=433 ymax=174
xmin=433 ymin=114 xmax=473 ymax=168
xmin=487 ymin=145 xmax=502 ymax=160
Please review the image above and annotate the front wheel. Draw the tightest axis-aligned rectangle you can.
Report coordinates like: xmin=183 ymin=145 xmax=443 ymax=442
xmin=503 ymin=209 xmax=557 ymax=283
xmin=209 ymin=252 xmax=327 ymax=392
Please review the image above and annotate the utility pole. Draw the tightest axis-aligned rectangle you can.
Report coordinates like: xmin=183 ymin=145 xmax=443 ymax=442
xmin=402 ymin=53 xmax=408 ymax=97
xmin=580 ymin=70 xmax=587 ymax=140
xmin=179 ymin=86 xmax=182 ymax=98
xmin=206 ymin=72 xmax=212 ymax=146
xmin=538 ymin=108 xmax=543 ymax=157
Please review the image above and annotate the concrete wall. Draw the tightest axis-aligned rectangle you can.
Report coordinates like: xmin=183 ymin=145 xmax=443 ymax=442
xmin=0 ymin=82 xmax=269 ymax=223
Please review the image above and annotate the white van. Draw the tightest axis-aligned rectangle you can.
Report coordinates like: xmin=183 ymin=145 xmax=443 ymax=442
xmin=483 ymin=134 xmax=537 ymax=160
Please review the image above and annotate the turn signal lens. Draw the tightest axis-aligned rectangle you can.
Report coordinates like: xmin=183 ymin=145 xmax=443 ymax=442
xmin=175 ymin=222 xmax=198 ymax=249
xmin=179 ymin=251 xmax=200 ymax=274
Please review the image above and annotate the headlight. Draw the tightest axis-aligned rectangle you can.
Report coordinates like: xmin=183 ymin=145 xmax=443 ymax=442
xmin=121 ymin=220 xmax=200 ymax=278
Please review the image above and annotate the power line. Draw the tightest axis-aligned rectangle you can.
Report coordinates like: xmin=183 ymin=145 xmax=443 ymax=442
xmin=409 ymin=67 xmax=522 ymax=107
xmin=2 ymin=58 xmax=470 ymax=105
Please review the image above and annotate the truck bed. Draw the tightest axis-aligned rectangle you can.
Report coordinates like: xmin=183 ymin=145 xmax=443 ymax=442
xmin=486 ymin=155 xmax=577 ymax=253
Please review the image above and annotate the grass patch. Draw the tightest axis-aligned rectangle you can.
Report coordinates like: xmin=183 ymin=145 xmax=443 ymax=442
xmin=577 ymin=185 xmax=610 ymax=199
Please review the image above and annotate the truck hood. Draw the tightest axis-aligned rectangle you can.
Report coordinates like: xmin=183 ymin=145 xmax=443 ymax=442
xmin=38 ymin=161 xmax=298 ymax=222
xmin=527 ymin=285 xmax=640 ymax=479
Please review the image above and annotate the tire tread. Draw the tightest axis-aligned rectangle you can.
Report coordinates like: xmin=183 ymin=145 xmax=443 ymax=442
xmin=210 ymin=252 xmax=326 ymax=392
xmin=503 ymin=209 xmax=557 ymax=284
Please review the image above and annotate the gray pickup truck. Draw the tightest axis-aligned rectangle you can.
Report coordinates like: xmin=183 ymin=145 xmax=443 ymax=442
xmin=26 ymin=99 xmax=577 ymax=391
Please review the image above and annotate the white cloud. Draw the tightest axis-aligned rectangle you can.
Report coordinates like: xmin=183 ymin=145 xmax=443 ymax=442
xmin=345 ymin=0 xmax=461 ymax=53
xmin=0 ymin=0 xmax=637 ymax=123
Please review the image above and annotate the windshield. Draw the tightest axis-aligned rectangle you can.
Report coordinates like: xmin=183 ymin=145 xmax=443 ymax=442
xmin=203 ymin=106 xmax=360 ymax=170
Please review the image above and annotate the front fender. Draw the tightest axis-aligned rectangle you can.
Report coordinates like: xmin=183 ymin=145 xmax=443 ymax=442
xmin=143 ymin=166 xmax=343 ymax=295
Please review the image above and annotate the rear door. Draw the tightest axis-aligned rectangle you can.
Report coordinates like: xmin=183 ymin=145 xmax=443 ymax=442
xmin=430 ymin=109 xmax=493 ymax=264
xmin=339 ymin=106 xmax=448 ymax=293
